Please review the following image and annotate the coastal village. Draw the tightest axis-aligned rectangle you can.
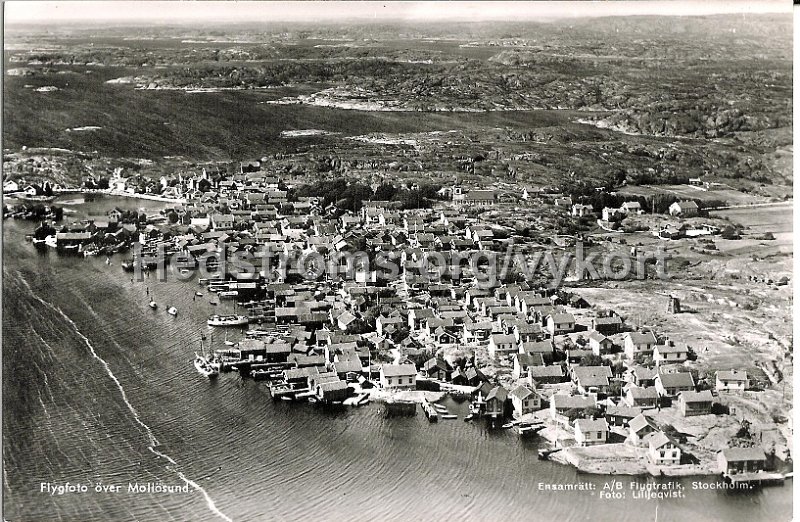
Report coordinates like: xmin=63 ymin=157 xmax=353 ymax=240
xmin=5 ymin=158 xmax=792 ymax=486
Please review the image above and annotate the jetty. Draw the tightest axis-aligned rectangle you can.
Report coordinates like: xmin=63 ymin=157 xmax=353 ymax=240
xmin=421 ymin=398 xmax=439 ymax=422
xmin=343 ymin=393 xmax=370 ymax=407
xmin=538 ymin=448 xmax=562 ymax=461
xmin=723 ymin=471 xmax=786 ymax=487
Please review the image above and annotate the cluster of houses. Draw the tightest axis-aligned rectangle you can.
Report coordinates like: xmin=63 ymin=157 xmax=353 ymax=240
xmin=32 ymin=164 xmax=770 ymax=473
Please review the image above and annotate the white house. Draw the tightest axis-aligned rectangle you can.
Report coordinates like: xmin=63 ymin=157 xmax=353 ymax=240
xmin=588 ymin=331 xmax=613 ymax=355
xmin=715 ymin=370 xmax=748 ymax=392
xmin=379 ymin=364 xmax=417 ymax=389
xmin=3 ymin=180 xmax=20 ymax=193
xmin=623 ymin=331 xmax=657 ymax=360
xmin=574 ymin=418 xmax=608 ymax=446
xmin=646 ymin=431 xmax=681 ymax=466
xmin=509 ymin=385 xmax=541 ymax=417
xmin=668 ymin=201 xmax=699 ymax=218
xmin=620 ymin=201 xmax=643 ymax=214
xmin=653 ymin=343 xmax=690 ymax=365
xmin=488 ymin=334 xmax=518 ymax=359
xmin=546 ymin=312 xmax=575 ymax=336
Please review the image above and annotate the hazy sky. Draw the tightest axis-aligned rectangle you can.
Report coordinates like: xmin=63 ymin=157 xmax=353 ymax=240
xmin=5 ymin=1 xmax=791 ymax=24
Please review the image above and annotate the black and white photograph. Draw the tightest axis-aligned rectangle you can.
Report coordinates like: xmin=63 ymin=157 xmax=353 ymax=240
xmin=1 ymin=1 xmax=794 ymax=520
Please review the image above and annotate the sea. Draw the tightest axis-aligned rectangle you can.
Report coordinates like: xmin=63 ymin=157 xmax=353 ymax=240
xmin=2 ymin=195 xmax=792 ymax=522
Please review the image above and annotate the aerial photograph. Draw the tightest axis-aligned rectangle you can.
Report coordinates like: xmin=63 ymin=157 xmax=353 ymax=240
xmin=1 ymin=1 xmax=793 ymax=521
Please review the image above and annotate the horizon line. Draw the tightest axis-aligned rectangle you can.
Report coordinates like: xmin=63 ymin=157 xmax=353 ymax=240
xmin=4 ymin=1 xmax=791 ymax=26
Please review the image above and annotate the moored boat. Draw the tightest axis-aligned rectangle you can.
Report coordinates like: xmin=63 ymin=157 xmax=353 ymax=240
xmin=207 ymin=314 xmax=249 ymax=327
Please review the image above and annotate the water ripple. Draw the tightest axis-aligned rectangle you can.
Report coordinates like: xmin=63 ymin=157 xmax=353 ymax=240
xmin=17 ymin=276 xmax=235 ymax=522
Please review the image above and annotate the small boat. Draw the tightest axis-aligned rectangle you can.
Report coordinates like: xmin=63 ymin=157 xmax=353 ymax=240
xmin=105 ymin=257 xmax=112 ymax=265
xmin=518 ymin=425 xmax=545 ymax=437
xmin=180 ymin=269 xmax=190 ymax=276
xmin=434 ymin=404 xmax=449 ymax=412
xmin=501 ymin=422 xmax=514 ymax=429
xmin=167 ymin=306 xmax=178 ymax=316
xmin=209 ymin=301 xmax=218 ymax=306
xmin=218 ymin=291 xmax=239 ymax=299
xmin=464 ymin=414 xmax=474 ymax=422
xmin=280 ymin=396 xmax=294 ymax=402
xmin=195 ymin=291 xmax=204 ymax=297
xmin=441 ymin=414 xmax=458 ymax=420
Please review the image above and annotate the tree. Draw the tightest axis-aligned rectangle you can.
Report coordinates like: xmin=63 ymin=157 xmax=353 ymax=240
xmin=634 ymin=353 xmax=655 ymax=367
xmin=374 ymin=183 xmax=397 ymax=201
xmin=580 ymin=354 xmax=605 ymax=367
xmin=347 ymin=318 xmax=373 ymax=335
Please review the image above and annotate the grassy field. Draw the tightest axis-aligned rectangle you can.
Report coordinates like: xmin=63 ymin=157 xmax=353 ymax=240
xmin=617 ymin=184 xmax=785 ymax=206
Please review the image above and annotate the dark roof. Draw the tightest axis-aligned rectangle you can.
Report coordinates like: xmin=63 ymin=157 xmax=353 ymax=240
xmin=510 ymin=385 xmax=535 ymax=401
xmin=486 ymin=386 xmax=508 ymax=402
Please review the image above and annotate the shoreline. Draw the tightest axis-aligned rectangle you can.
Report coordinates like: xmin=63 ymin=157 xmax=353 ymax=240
xmin=54 ymin=188 xmax=186 ymax=204
xmin=532 ymin=410 xmax=722 ymax=478
xmin=5 ymin=199 xmax=785 ymax=486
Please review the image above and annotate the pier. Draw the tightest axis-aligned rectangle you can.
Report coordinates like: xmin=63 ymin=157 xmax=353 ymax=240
xmin=723 ymin=472 xmax=786 ymax=487
xmin=421 ymin=398 xmax=439 ymax=422
xmin=538 ymin=448 xmax=562 ymax=461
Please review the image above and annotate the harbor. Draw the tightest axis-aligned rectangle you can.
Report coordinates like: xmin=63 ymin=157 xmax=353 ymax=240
xmin=3 ymin=213 xmax=793 ymax=522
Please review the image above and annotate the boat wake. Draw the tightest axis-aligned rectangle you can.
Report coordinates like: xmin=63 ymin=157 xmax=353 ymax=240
xmin=18 ymin=277 xmax=234 ymax=522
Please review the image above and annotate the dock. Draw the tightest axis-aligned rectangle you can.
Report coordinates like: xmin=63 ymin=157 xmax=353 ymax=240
xmin=723 ymin=472 xmax=786 ymax=487
xmin=421 ymin=398 xmax=439 ymax=422
xmin=343 ymin=393 xmax=370 ymax=407
xmin=268 ymin=382 xmax=309 ymax=400
xmin=538 ymin=448 xmax=562 ymax=460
